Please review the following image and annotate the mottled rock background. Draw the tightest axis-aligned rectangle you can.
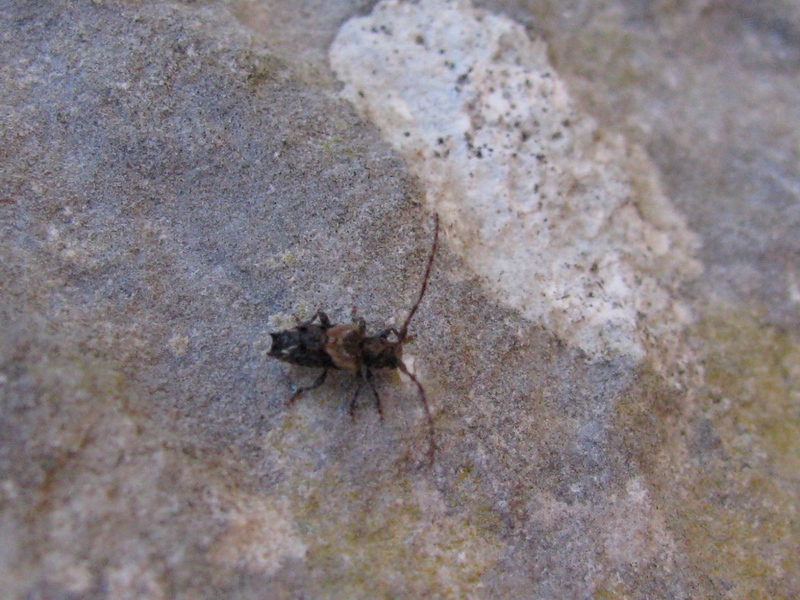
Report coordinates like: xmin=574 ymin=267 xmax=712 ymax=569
xmin=1 ymin=0 xmax=797 ymax=598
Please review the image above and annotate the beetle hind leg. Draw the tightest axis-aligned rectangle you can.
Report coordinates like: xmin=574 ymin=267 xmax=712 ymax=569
xmin=288 ymin=368 xmax=328 ymax=404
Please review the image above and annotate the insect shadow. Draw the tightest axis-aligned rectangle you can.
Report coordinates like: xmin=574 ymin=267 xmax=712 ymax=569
xmin=268 ymin=214 xmax=440 ymax=465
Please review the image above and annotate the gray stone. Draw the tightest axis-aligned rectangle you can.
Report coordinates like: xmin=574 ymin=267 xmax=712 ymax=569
xmin=1 ymin=0 xmax=797 ymax=598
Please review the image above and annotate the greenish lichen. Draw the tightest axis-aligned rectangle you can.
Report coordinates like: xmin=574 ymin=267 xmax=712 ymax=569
xmin=675 ymin=308 xmax=799 ymax=594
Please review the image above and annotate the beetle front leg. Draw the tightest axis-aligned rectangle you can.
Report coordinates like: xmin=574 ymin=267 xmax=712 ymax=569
xmin=294 ymin=311 xmax=331 ymax=329
xmin=365 ymin=368 xmax=384 ymax=421
xmin=348 ymin=377 xmax=366 ymax=420
xmin=350 ymin=306 xmax=366 ymax=335
xmin=349 ymin=368 xmax=383 ymax=421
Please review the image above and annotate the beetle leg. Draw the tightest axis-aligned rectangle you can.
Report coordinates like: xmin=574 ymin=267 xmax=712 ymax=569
xmin=297 ymin=311 xmax=331 ymax=329
xmin=288 ymin=368 xmax=328 ymax=404
xmin=348 ymin=377 xmax=366 ymax=420
xmin=365 ymin=368 xmax=384 ymax=421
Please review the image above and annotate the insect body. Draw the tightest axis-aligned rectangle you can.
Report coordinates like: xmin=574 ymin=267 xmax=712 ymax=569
xmin=268 ymin=214 xmax=440 ymax=464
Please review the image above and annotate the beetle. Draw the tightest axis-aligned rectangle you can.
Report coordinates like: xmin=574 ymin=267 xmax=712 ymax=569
xmin=268 ymin=214 xmax=440 ymax=464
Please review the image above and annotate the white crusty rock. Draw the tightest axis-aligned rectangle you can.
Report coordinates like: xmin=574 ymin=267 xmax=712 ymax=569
xmin=330 ymin=0 xmax=701 ymax=375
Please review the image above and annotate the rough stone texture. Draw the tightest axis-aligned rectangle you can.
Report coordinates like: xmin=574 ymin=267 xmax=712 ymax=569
xmin=1 ymin=0 xmax=798 ymax=598
xmin=485 ymin=0 xmax=800 ymax=328
xmin=330 ymin=0 xmax=701 ymax=377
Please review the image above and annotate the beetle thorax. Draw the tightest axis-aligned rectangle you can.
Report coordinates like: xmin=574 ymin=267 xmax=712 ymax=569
xmin=324 ymin=324 xmax=365 ymax=371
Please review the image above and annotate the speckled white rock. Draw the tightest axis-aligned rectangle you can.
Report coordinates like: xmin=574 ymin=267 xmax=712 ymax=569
xmin=330 ymin=0 xmax=701 ymax=373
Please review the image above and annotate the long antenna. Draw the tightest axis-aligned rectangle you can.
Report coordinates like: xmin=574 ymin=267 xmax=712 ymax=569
xmin=398 ymin=360 xmax=436 ymax=466
xmin=399 ymin=213 xmax=439 ymax=340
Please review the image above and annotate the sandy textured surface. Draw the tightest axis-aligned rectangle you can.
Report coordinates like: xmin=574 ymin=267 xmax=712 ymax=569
xmin=1 ymin=0 xmax=798 ymax=597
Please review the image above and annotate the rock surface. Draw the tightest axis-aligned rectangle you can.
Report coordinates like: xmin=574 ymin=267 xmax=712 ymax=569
xmin=330 ymin=0 xmax=701 ymax=375
xmin=1 ymin=0 xmax=797 ymax=598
